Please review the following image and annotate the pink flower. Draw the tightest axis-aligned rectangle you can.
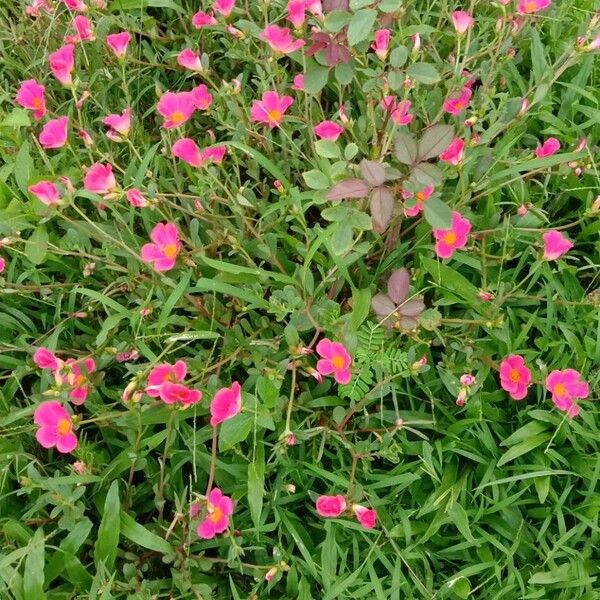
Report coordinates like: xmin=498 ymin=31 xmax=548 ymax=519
xmin=0 ymin=257 xmax=5 ymax=274
xmin=313 ymin=120 xmax=344 ymax=141
xmin=79 ymin=129 xmax=94 ymax=146
xmin=542 ymin=230 xmax=573 ymax=260
xmin=16 ymin=79 xmax=46 ymax=120
xmin=371 ymin=29 xmax=390 ymax=60
xmin=141 ymin=222 xmax=182 ymax=272
xmin=34 ymin=401 xmax=77 ymax=453
xmin=546 ymin=369 xmax=589 ymax=417
xmin=26 ymin=0 xmax=54 ymax=17
xmin=178 ymin=48 xmax=203 ymax=72
xmin=316 ymin=338 xmax=352 ymax=384
xmin=159 ymin=382 xmax=202 ymax=405
xmin=404 ymin=185 xmax=433 ymax=217
xmin=210 ymin=381 xmax=242 ymax=426
xmin=102 ymin=108 xmax=131 ymax=138
xmin=213 ymin=0 xmax=235 ymax=16
xmin=197 ymin=488 xmax=235 ymax=539
xmin=63 ymin=0 xmax=86 ymax=10
xmin=499 ymin=355 xmax=532 ymax=400
xmin=127 ymin=188 xmax=148 ymax=208
xmin=292 ymin=74 xmax=304 ymax=91
xmin=535 ymin=137 xmax=560 ymax=158
xmin=316 ymin=495 xmax=346 ymax=518
xmin=443 ymin=87 xmax=472 ymax=116
xmin=439 ymin=138 xmax=465 ymax=165
xmin=306 ymin=0 xmax=322 ymax=15
xmin=62 ymin=358 xmax=95 ymax=404
xmin=146 ymin=360 xmax=187 ymax=397
xmin=190 ymin=84 xmax=213 ymax=110
xmin=29 ymin=181 xmax=61 ymax=206
xmin=84 ymin=163 xmax=117 ymax=195
xmin=517 ymin=0 xmax=551 ymax=14
xmin=353 ymin=505 xmax=377 ymax=529
xmin=66 ymin=15 xmax=94 ymax=43
xmin=156 ymin=91 xmax=196 ymax=128
xmin=251 ymin=91 xmax=293 ymax=129
xmin=260 ymin=25 xmax=305 ymax=54
xmin=49 ymin=44 xmax=75 ymax=86
xmin=452 ymin=11 xmax=474 ymax=34
xmin=589 ymin=34 xmax=600 ymax=51
xmin=173 ymin=138 xmax=204 ymax=167
xmin=202 ymin=145 xmax=227 ymax=164
xmin=34 ymin=347 xmax=61 ymax=371
xmin=287 ymin=0 xmax=305 ymax=28
xmin=380 ymin=96 xmax=413 ymax=126
xmin=39 ymin=116 xmax=69 ymax=149
xmin=192 ymin=10 xmax=217 ymax=28
xmin=433 ymin=211 xmax=472 ymax=259
xmin=106 ymin=32 xmax=131 ymax=58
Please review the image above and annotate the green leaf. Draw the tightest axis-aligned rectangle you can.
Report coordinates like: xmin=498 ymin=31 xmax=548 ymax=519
xmin=226 ymin=140 xmax=290 ymax=188
xmin=219 ymin=412 xmax=253 ymax=451
xmin=347 ymin=9 xmax=377 ymax=46
xmin=120 ymin=512 xmax=173 ymax=554
xmin=324 ymin=10 xmax=352 ymax=33
xmin=304 ymin=67 xmax=329 ymax=95
xmin=303 ymin=170 xmax=330 ymax=190
xmin=14 ymin=140 xmax=32 ymax=196
xmin=94 ymin=481 xmax=120 ymax=572
xmin=1 ymin=108 xmax=31 ymax=128
xmin=248 ymin=444 xmax=265 ymax=529
xmin=448 ymin=576 xmax=471 ymax=599
xmin=448 ymin=503 xmax=476 ymax=544
xmin=190 ymin=279 xmax=270 ymax=310
xmin=157 ymin=271 xmax=192 ymax=330
xmin=24 ymin=528 xmax=45 ymax=600
xmin=423 ymin=197 xmax=452 ymax=229
xmin=334 ymin=62 xmax=354 ymax=85
xmin=497 ymin=433 xmax=551 ymax=467
xmin=407 ymin=62 xmax=441 ymax=85
xmin=331 ymin=221 xmax=354 ymax=255
xmin=350 ymin=287 xmax=371 ymax=329
xmin=418 ymin=125 xmax=454 ymax=160
xmin=315 ymin=140 xmax=341 ymax=159
xmin=389 ymin=46 xmax=408 ymax=68
xmin=25 ymin=225 xmax=49 ymax=266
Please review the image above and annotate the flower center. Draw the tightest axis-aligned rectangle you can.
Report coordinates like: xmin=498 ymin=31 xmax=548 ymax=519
xmin=75 ymin=374 xmax=86 ymax=386
xmin=554 ymin=383 xmax=567 ymax=397
xmin=509 ymin=369 xmax=521 ymax=383
xmin=267 ymin=109 xmax=282 ymax=123
xmin=524 ymin=1 xmax=537 ymax=10
xmin=443 ymin=231 xmax=457 ymax=245
xmin=57 ymin=418 xmax=71 ymax=435
xmin=171 ymin=110 xmax=186 ymax=124
xmin=415 ymin=191 xmax=426 ymax=202
xmin=331 ymin=355 xmax=345 ymax=369
xmin=209 ymin=505 xmax=223 ymax=523
xmin=32 ymin=98 xmax=43 ymax=109
xmin=163 ymin=244 xmax=178 ymax=259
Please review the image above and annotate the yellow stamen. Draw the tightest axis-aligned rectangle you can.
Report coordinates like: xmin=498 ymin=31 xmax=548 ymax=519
xmin=170 ymin=111 xmax=185 ymax=124
xmin=331 ymin=355 xmax=345 ymax=369
xmin=209 ymin=506 xmax=223 ymax=523
xmin=57 ymin=418 xmax=71 ymax=435
xmin=267 ymin=109 xmax=282 ymax=123
xmin=554 ymin=383 xmax=566 ymax=396
xmin=443 ymin=231 xmax=457 ymax=245
xmin=163 ymin=244 xmax=178 ymax=259
xmin=509 ymin=369 xmax=521 ymax=383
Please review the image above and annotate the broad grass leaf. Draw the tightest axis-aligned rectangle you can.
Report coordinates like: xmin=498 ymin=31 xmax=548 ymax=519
xmin=14 ymin=140 xmax=32 ymax=196
xmin=120 ymin=512 xmax=173 ymax=554
xmin=23 ymin=528 xmax=45 ymax=600
xmin=219 ymin=413 xmax=253 ymax=451
xmin=497 ymin=433 xmax=551 ymax=467
xmin=94 ymin=481 xmax=120 ymax=572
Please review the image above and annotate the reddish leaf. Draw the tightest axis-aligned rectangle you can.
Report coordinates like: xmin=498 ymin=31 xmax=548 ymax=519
xmin=360 ymin=159 xmax=386 ymax=186
xmin=372 ymin=293 xmax=396 ymax=317
xmin=326 ymin=178 xmax=371 ymax=200
xmin=387 ymin=268 xmax=410 ymax=305
xmin=370 ymin=187 xmax=394 ymax=233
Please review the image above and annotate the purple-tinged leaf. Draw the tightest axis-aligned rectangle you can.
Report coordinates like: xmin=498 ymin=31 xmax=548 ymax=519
xmin=326 ymin=178 xmax=370 ymax=200
xmin=399 ymin=299 xmax=426 ymax=317
xmin=323 ymin=0 xmax=349 ymax=11
xmin=372 ymin=293 xmax=396 ymax=317
xmin=417 ymin=124 xmax=454 ymax=160
xmin=370 ymin=187 xmax=394 ymax=233
xmin=395 ymin=133 xmax=419 ymax=165
xmin=387 ymin=268 xmax=410 ymax=305
xmin=411 ymin=162 xmax=443 ymax=187
xmin=360 ymin=159 xmax=386 ymax=186
xmin=399 ymin=316 xmax=418 ymax=331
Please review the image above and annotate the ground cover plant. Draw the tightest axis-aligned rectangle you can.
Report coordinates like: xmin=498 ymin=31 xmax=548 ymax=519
xmin=0 ymin=0 xmax=599 ymax=597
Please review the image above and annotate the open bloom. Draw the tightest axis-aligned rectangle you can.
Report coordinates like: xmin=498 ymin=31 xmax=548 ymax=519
xmin=443 ymin=87 xmax=472 ymax=116
xmin=29 ymin=181 xmax=61 ymax=206
xmin=16 ymin=79 xmax=46 ymax=120
xmin=292 ymin=74 xmax=304 ymax=91
xmin=517 ymin=0 xmax=551 ymax=14
xmin=313 ymin=120 xmax=344 ymax=141
xmin=433 ymin=211 xmax=472 ymax=259
xmin=39 ymin=116 xmax=69 ymax=149
xmin=316 ymin=495 xmax=346 ymax=518
xmin=157 ymin=91 xmax=195 ymax=128
xmin=192 ymin=10 xmax=217 ymax=28
xmin=141 ymin=222 xmax=181 ymax=272
xmin=546 ymin=369 xmax=589 ymax=417
xmin=60 ymin=357 xmax=96 ymax=404
xmin=316 ymin=338 xmax=351 ymax=384
xmin=190 ymin=84 xmax=213 ymax=110
xmin=106 ymin=31 xmax=131 ymax=58
xmin=197 ymin=488 xmax=234 ymax=539
xmin=34 ymin=347 xmax=61 ymax=371
xmin=66 ymin=15 xmax=94 ymax=43
xmin=353 ymin=505 xmax=377 ymax=529
xmin=535 ymin=137 xmax=560 ymax=158
xmin=439 ymin=138 xmax=465 ymax=165
xmin=173 ymin=138 xmax=204 ymax=167
xmin=102 ymin=108 xmax=131 ymax=138
xmin=160 ymin=382 xmax=202 ymax=405
xmin=251 ymin=91 xmax=293 ymax=128
xmin=127 ymin=188 xmax=148 ymax=208
xmin=63 ymin=0 xmax=87 ymax=9
xmin=0 ymin=257 xmax=5 ymax=273
xmin=202 ymin=145 xmax=227 ymax=164
xmin=49 ymin=44 xmax=75 ymax=86
xmin=499 ymin=355 xmax=532 ymax=400
xmin=34 ymin=401 xmax=77 ymax=453
xmin=146 ymin=361 xmax=187 ymax=397
xmin=380 ymin=96 xmax=413 ymax=126
xmin=452 ymin=11 xmax=474 ymax=34
xmin=403 ymin=185 xmax=433 ymax=217
xmin=261 ymin=25 xmax=305 ymax=54
xmin=178 ymin=49 xmax=203 ymax=72
xmin=287 ymin=0 xmax=305 ymax=28
xmin=371 ymin=29 xmax=390 ymax=60
xmin=84 ymin=163 xmax=117 ymax=195
xmin=213 ymin=0 xmax=235 ymax=16
xmin=210 ymin=381 xmax=242 ymax=426
xmin=542 ymin=230 xmax=573 ymax=260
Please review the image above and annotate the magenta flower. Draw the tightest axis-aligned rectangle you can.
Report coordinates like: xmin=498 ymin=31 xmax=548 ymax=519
xmin=316 ymin=338 xmax=352 ymax=384
xmin=39 ymin=116 xmax=69 ymax=149
xmin=156 ymin=91 xmax=196 ymax=128
xmin=190 ymin=84 xmax=213 ymax=110
xmin=404 ymin=185 xmax=434 ymax=217
xmin=250 ymin=91 xmax=293 ymax=128
xmin=0 ymin=257 xmax=5 ymax=274
xmin=287 ymin=0 xmax=305 ymax=28
xmin=433 ymin=211 xmax=472 ymax=259
xmin=66 ymin=15 xmax=94 ymax=43
xmin=173 ymin=138 xmax=205 ymax=167
xmin=439 ymin=138 xmax=465 ymax=165
xmin=49 ymin=44 xmax=75 ymax=86
xmin=260 ymin=25 xmax=305 ymax=54
xmin=210 ymin=381 xmax=242 ymax=426
xmin=451 ymin=11 xmax=474 ymax=34
xmin=371 ymin=29 xmax=390 ymax=60
xmin=443 ymin=87 xmax=472 ymax=116
xmin=292 ymin=74 xmax=304 ymax=91
xmin=178 ymin=48 xmax=203 ymax=72
xmin=84 ymin=163 xmax=117 ymax=195
xmin=380 ymin=96 xmax=413 ymax=126
xmin=192 ymin=10 xmax=217 ymax=28
xmin=106 ymin=31 xmax=131 ymax=58
xmin=61 ymin=357 xmax=96 ymax=404
xmin=316 ymin=495 xmax=346 ymax=517
xmin=542 ymin=230 xmax=573 ymax=260
xmin=202 ymin=145 xmax=227 ymax=164
xmin=535 ymin=137 xmax=560 ymax=158
xmin=26 ymin=0 xmax=54 ymax=17
xmin=546 ymin=369 xmax=589 ymax=417
xmin=499 ymin=355 xmax=532 ymax=400
xmin=517 ymin=0 xmax=551 ymax=14
xmin=34 ymin=347 xmax=61 ymax=371
xmin=29 ymin=181 xmax=61 ymax=206
xmin=141 ymin=222 xmax=182 ymax=272
xmin=159 ymin=382 xmax=202 ymax=405
xmin=16 ymin=79 xmax=46 ymax=120
xmin=313 ymin=120 xmax=344 ymax=141
xmin=146 ymin=360 xmax=187 ymax=397
xmin=127 ymin=188 xmax=148 ymax=208
xmin=213 ymin=0 xmax=235 ymax=16
xmin=63 ymin=0 xmax=86 ymax=10
xmin=34 ymin=401 xmax=77 ymax=453
xmin=353 ymin=505 xmax=378 ymax=529
xmin=102 ymin=108 xmax=131 ymax=138
xmin=197 ymin=488 xmax=235 ymax=539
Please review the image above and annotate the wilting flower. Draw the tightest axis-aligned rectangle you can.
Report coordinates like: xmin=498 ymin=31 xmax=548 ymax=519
xmin=371 ymin=28 xmax=390 ymax=60
xmin=213 ymin=0 xmax=235 ymax=16
xmin=16 ymin=80 xmax=46 ymax=120
xmin=146 ymin=361 xmax=187 ymax=397
xmin=403 ymin=185 xmax=433 ymax=217
xmin=261 ymin=25 xmax=305 ymax=54
xmin=49 ymin=44 xmax=75 ymax=86
xmin=316 ymin=495 xmax=346 ymax=517
xmin=29 ymin=181 xmax=61 ymax=206
xmin=517 ymin=0 xmax=551 ymax=14
xmin=250 ymin=91 xmax=293 ymax=128
xmin=173 ymin=138 xmax=204 ymax=167
xmin=210 ymin=381 xmax=242 ymax=426
xmin=141 ymin=222 xmax=182 ymax=272
xmin=190 ymin=84 xmax=213 ymax=110
xmin=34 ymin=401 xmax=78 ymax=453
xmin=499 ymin=355 xmax=532 ymax=400
xmin=313 ymin=120 xmax=344 ymax=141
xmin=192 ymin=10 xmax=217 ymax=28
xmin=160 ymin=382 xmax=202 ymax=405
xmin=452 ymin=11 xmax=474 ymax=34
xmin=546 ymin=369 xmax=589 ymax=417
xmin=433 ymin=211 xmax=472 ymax=259
xmin=292 ymin=74 xmax=304 ymax=91
xmin=102 ymin=108 xmax=131 ymax=138
xmin=106 ymin=31 xmax=131 ymax=58
xmin=38 ymin=116 xmax=69 ymax=149
xmin=61 ymin=358 xmax=96 ymax=404
xmin=535 ymin=137 xmax=560 ymax=158
xmin=79 ymin=129 xmax=94 ymax=146
xmin=127 ymin=188 xmax=148 ymax=208
xmin=542 ymin=230 xmax=573 ymax=260
xmin=157 ymin=91 xmax=196 ymax=128
xmin=353 ymin=505 xmax=377 ymax=529
xmin=380 ymin=96 xmax=413 ymax=125
xmin=84 ymin=163 xmax=117 ymax=195
xmin=66 ymin=15 xmax=95 ymax=44
xmin=443 ymin=87 xmax=472 ymax=116
xmin=197 ymin=488 xmax=235 ymax=539
xmin=287 ymin=0 xmax=305 ymax=28
xmin=439 ymin=138 xmax=465 ymax=165
xmin=316 ymin=338 xmax=351 ymax=384
xmin=178 ymin=48 xmax=203 ymax=72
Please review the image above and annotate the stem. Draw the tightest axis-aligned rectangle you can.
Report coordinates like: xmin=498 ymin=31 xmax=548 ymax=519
xmin=283 ymin=365 xmax=297 ymax=437
xmin=158 ymin=408 xmax=176 ymax=520
xmin=205 ymin=426 xmax=218 ymax=495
